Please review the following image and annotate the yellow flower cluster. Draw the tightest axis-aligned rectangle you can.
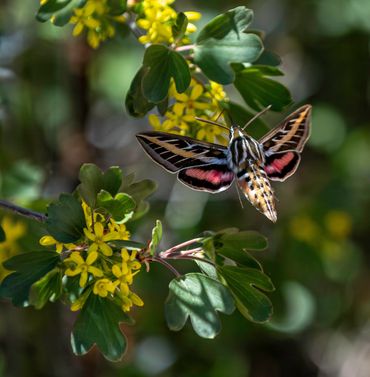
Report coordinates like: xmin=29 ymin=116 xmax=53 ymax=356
xmin=149 ymin=79 xmax=229 ymax=144
xmin=289 ymin=210 xmax=353 ymax=264
xmin=135 ymin=0 xmax=201 ymax=45
xmin=39 ymin=201 xmax=143 ymax=313
xmin=0 ymin=217 xmax=26 ymax=280
xmin=69 ymin=0 xmax=125 ymax=48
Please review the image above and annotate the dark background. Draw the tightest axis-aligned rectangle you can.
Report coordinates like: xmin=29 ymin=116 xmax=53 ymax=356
xmin=0 ymin=0 xmax=369 ymax=376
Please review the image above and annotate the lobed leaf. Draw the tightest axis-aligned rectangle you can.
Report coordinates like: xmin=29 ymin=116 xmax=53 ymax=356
xmin=194 ymin=6 xmax=263 ymax=84
xmin=97 ymin=190 xmax=135 ymax=222
xmin=46 ymin=193 xmax=86 ymax=243
xmin=142 ymin=44 xmax=191 ymax=103
xmin=218 ymin=266 xmax=274 ymax=323
xmin=71 ymin=294 xmax=134 ymax=361
xmin=0 ymin=251 xmax=60 ymax=306
xmin=233 ymin=65 xmax=292 ymax=112
xmin=165 ymin=273 xmax=235 ymax=338
xmin=78 ymin=164 xmax=122 ymax=208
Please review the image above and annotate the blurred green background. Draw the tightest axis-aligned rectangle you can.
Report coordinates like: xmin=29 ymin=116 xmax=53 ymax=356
xmin=0 ymin=0 xmax=370 ymax=376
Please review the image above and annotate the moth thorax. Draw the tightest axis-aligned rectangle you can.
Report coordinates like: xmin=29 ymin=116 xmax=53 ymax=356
xmin=228 ymin=135 xmax=264 ymax=170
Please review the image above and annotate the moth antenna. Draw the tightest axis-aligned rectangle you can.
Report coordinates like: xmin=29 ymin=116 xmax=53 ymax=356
xmin=215 ymin=109 xmax=225 ymax=122
xmin=235 ymin=184 xmax=244 ymax=209
xmin=242 ymin=105 xmax=272 ymax=130
xmin=194 ymin=117 xmax=230 ymax=132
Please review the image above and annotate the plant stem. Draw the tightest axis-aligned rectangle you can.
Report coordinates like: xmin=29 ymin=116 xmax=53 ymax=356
xmin=0 ymin=199 xmax=46 ymax=222
xmin=146 ymin=256 xmax=181 ymax=277
xmin=175 ymin=44 xmax=195 ymax=52
xmin=159 ymin=237 xmax=203 ymax=258
xmin=165 ymin=255 xmax=215 ymax=267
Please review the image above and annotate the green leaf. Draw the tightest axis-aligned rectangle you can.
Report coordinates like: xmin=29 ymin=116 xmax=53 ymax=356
xmin=36 ymin=0 xmax=72 ymax=21
xmin=218 ymin=266 xmax=274 ymax=323
xmin=78 ymin=164 xmax=122 ymax=208
xmin=97 ymin=190 xmax=135 ymax=222
xmin=194 ymin=6 xmax=263 ymax=84
xmin=142 ymin=44 xmax=191 ymax=103
xmin=46 ymin=193 xmax=86 ymax=243
xmin=172 ymin=12 xmax=188 ymax=42
xmin=0 ymin=225 xmax=5 ymax=243
xmin=36 ymin=0 xmax=86 ymax=26
xmin=109 ymin=240 xmax=146 ymax=250
xmin=254 ymin=50 xmax=282 ymax=67
xmin=125 ymin=67 xmax=155 ymax=117
xmin=217 ymin=230 xmax=268 ymax=251
xmin=165 ymin=273 xmax=235 ymax=338
xmin=0 ymin=251 xmax=60 ymax=306
xmin=149 ymin=220 xmax=162 ymax=256
xmin=107 ymin=0 xmax=127 ymax=15
xmin=233 ymin=65 xmax=292 ymax=112
xmin=29 ymin=268 xmax=62 ymax=309
xmin=123 ymin=179 xmax=157 ymax=203
xmin=71 ymin=294 xmax=133 ymax=361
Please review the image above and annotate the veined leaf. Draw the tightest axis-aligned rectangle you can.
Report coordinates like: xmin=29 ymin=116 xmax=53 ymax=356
xmin=97 ymin=190 xmax=135 ymax=222
xmin=233 ymin=65 xmax=292 ymax=112
xmin=46 ymin=193 xmax=86 ymax=243
xmin=165 ymin=273 xmax=235 ymax=338
xmin=172 ymin=12 xmax=188 ymax=42
xmin=194 ymin=6 xmax=263 ymax=84
xmin=218 ymin=266 xmax=274 ymax=323
xmin=71 ymin=294 xmax=134 ymax=361
xmin=29 ymin=268 xmax=63 ymax=309
xmin=142 ymin=44 xmax=191 ymax=103
xmin=78 ymin=164 xmax=122 ymax=208
xmin=0 ymin=251 xmax=60 ymax=306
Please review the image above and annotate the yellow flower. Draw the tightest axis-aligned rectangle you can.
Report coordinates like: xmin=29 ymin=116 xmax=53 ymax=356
xmin=121 ymin=291 xmax=144 ymax=312
xmin=84 ymin=222 xmax=117 ymax=256
xmin=0 ymin=217 xmax=26 ymax=279
xmin=208 ymin=81 xmax=227 ymax=103
xmin=64 ymin=251 xmax=103 ymax=287
xmin=39 ymin=235 xmax=76 ymax=253
xmin=172 ymin=83 xmax=209 ymax=112
xmin=108 ymin=222 xmax=131 ymax=240
xmin=196 ymin=123 xmax=225 ymax=144
xmin=112 ymin=249 xmax=141 ymax=292
xmin=69 ymin=0 xmax=124 ymax=48
xmin=121 ymin=249 xmax=141 ymax=270
xmin=290 ymin=215 xmax=320 ymax=243
xmin=325 ymin=211 xmax=352 ymax=239
xmin=0 ymin=216 xmax=26 ymax=252
xmin=136 ymin=1 xmax=200 ymax=45
xmin=93 ymin=278 xmax=117 ymax=297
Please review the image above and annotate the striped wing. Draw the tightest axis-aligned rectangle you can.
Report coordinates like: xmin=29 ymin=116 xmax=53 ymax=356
xmin=260 ymin=105 xmax=311 ymax=181
xmin=237 ymin=162 xmax=277 ymax=222
xmin=260 ymin=105 xmax=311 ymax=153
xmin=136 ymin=131 xmax=234 ymax=193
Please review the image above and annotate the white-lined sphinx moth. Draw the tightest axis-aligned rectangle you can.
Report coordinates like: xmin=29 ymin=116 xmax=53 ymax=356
xmin=136 ymin=105 xmax=312 ymax=222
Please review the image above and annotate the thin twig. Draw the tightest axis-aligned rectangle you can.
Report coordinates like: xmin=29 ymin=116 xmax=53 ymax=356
xmin=165 ymin=255 xmax=215 ymax=267
xmin=0 ymin=199 xmax=46 ymax=222
xmin=159 ymin=237 xmax=203 ymax=258
xmin=146 ymin=256 xmax=181 ymax=277
xmin=175 ymin=44 xmax=195 ymax=52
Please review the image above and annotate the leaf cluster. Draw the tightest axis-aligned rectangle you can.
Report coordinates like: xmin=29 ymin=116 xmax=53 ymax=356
xmin=126 ymin=6 xmax=292 ymax=122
